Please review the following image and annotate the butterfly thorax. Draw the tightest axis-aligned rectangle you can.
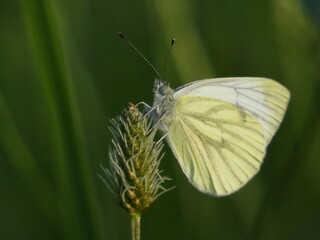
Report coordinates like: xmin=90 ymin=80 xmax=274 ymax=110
xmin=152 ymin=80 xmax=175 ymax=132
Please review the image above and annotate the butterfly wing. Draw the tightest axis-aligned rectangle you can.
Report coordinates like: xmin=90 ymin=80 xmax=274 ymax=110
xmin=174 ymin=77 xmax=290 ymax=144
xmin=165 ymin=77 xmax=290 ymax=196
xmin=166 ymin=95 xmax=267 ymax=196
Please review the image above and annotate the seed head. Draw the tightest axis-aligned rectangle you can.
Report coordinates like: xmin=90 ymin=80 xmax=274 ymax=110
xmin=100 ymin=103 xmax=172 ymax=216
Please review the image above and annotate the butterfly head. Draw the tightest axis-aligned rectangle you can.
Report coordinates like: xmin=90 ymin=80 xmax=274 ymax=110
xmin=152 ymin=79 xmax=175 ymax=130
xmin=153 ymin=79 xmax=172 ymax=96
xmin=153 ymin=79 xmax=174 ymax=104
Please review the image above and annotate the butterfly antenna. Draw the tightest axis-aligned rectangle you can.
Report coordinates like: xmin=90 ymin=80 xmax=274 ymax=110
xmin=118 ymin=32 xmax=162 ymax=79
xmin=163 ymin=38 xmax=175 ymax=80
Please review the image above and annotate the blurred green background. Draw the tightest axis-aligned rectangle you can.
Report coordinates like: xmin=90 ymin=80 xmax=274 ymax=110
xmin=1 ymin=0 xmax=320 ymax=239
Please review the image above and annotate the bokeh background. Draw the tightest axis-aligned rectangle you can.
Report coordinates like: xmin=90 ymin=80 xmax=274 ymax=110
xmin=1 ymin=0 xmax=320 ymax=239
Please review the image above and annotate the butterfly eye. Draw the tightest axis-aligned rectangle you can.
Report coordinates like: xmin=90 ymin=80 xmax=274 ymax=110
xmin=158 ymin=86 xmax=166 ymax=95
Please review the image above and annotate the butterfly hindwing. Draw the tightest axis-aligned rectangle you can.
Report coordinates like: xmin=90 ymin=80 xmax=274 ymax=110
xmin=166 ymin=95 xmax=267 ymax=196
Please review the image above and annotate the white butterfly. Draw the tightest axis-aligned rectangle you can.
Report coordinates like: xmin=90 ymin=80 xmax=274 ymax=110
xmin=151 ymin=77 xmax=290 ymax=196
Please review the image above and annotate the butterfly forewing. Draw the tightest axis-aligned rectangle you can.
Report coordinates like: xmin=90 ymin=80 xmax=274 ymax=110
xmin=173 ymin=78 xmax=290 ymax=143
xmin=166 ymin=95 xmax=267 ymax=196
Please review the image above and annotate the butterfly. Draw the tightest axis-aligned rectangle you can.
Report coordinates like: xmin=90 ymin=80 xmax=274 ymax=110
xmin=151 ymin=77 xmax=290 ymax=196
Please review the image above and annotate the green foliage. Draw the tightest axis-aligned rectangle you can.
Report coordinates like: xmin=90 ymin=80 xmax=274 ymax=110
xmin=0 ymin=0 xmax=319 ymax=239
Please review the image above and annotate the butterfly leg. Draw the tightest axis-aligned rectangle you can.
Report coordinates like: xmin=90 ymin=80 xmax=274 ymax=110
xmin=135 ymin=101 xmax=159 ymax=117
xmin=146 ymin=110 xmax=167 ymax=135
xmin=156 ymin=131 xmax=168 ymax=144
xmin=135 ymin=101 xmax=151 ymax=109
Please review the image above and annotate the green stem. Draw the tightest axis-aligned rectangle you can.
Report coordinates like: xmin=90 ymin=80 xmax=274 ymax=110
xmin=131 ymin=215 xmax=141 ymax=240
xmin=148 ymin=0 xmax=215 ymax=81
xmin=0 ymin=95 xmax=57 ymax=221
xmin=19 ymin=1 xmax=101 ymax=239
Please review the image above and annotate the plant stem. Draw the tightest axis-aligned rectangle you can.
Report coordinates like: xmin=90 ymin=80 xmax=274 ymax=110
xmin=19 ymin=1 xmax=101 ymax=239
xmin=131 ymin=215 xmax=141 ymax=240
